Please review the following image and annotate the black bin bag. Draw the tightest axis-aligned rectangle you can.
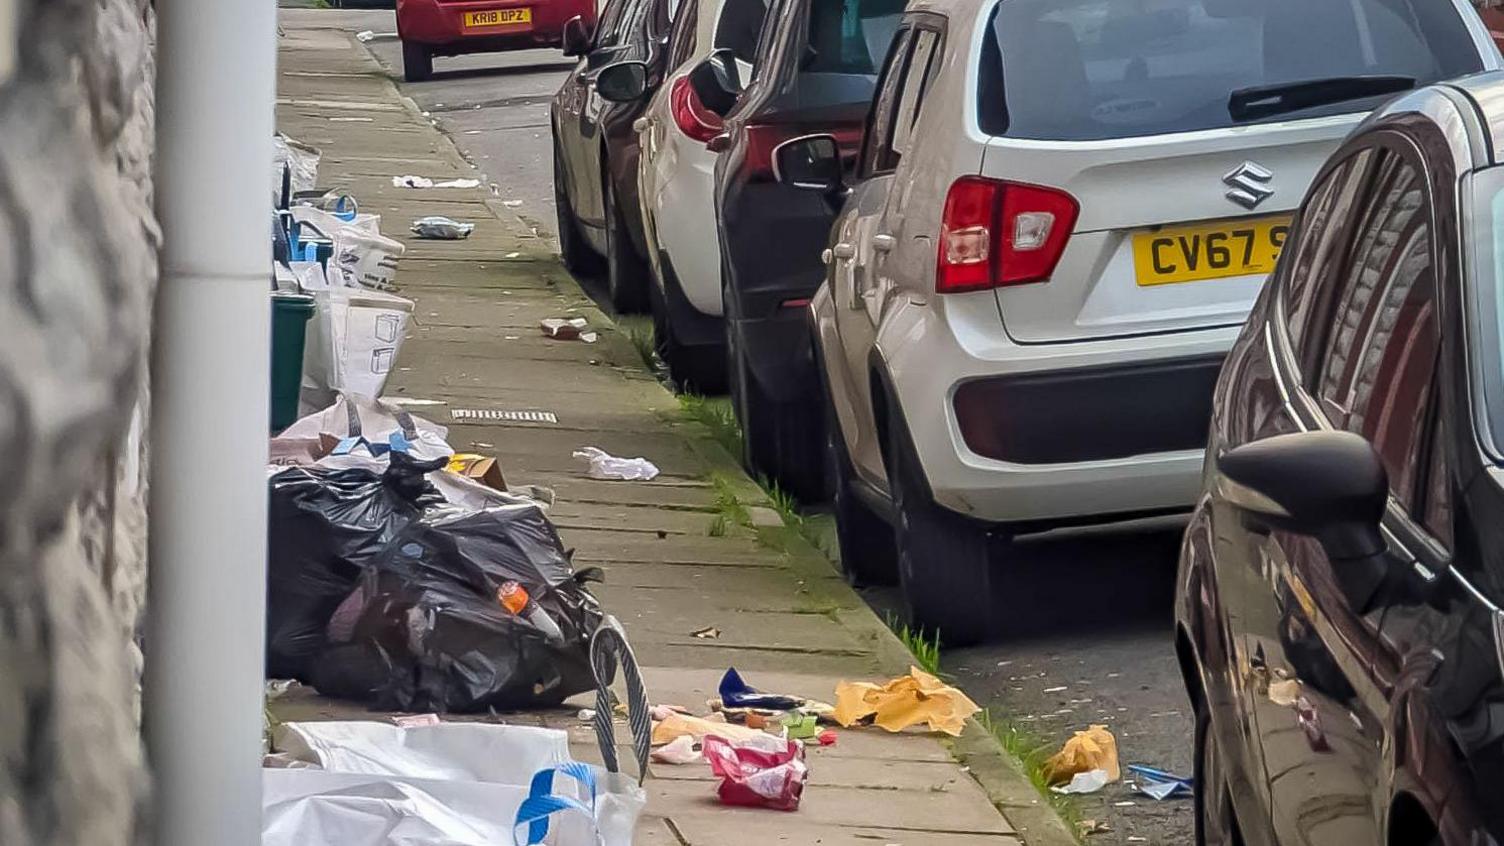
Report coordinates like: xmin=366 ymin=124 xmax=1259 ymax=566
xmin=265 ymin=452 xmax=447 ymax=679
xmin=309 ymin=503 xmax=605 ymax=711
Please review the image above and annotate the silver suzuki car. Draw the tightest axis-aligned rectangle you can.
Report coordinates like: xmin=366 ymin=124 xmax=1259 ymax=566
xmin=777 ymin=0 xmax=1499 ymax=643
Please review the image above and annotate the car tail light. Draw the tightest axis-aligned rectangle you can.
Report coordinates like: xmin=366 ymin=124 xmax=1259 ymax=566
xmin=743 ymin=124 xmax=863 ymax=181
xmin=671 ymin=76 xmax=723 ymax=144
xmin=936 ymin=177 xmax=1078 ymax=294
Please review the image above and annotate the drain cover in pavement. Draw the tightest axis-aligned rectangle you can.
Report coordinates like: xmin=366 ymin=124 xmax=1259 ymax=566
xmin=450 ymin=409 xmax=558 ymax=424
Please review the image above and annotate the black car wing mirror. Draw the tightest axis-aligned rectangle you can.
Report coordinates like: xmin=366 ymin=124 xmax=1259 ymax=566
xmin=688 ymin=48 xmax=743 ymax=117
xmin=1217 ymin=431 xmax=1392 ymax=611
xmin=562 ymin=15 xmax=592 ymax=57
xmin=596 ymin=61 xmax=649 ymax=103
xmin=773 ymin=134 xmax=845 ymax=195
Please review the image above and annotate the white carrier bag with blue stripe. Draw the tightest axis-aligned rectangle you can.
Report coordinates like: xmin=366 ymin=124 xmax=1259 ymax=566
xmin=261 ymin=617 xmax=649 ymax=845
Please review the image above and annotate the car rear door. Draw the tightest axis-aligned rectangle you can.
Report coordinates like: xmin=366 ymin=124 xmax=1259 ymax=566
xmin=561 ymin=0 xmax=649 ymax=225
xmin=972 ymin=0 xmax=1484 ymax=345
xmin=1253 ymin=138 xmax=1447 ymax=844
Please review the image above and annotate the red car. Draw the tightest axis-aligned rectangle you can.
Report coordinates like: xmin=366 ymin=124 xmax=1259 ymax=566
xmin=395 ymin=0 xmax=597 ymax=82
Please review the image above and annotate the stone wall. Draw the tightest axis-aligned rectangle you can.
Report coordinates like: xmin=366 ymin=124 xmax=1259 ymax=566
xmin=0 ymin=1 xmax=156 ymax=844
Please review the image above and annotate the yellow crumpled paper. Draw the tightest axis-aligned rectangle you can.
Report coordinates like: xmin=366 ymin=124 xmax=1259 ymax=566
xmin=831 ymin=667 xmax=981 ymax=736
xmin=651 ymin=712 xmax=767 ymax=746
xmin=1042 ymin=724 xmax=1120 ymax=786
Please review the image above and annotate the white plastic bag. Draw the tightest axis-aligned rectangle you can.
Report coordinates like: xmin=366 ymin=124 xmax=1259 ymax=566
xmin=273 ymin=134 xmax=321 ymax=196
xmin=263 ymin=723 xmax=644 ymax=846
xmin=573 ymin=447 xmax=660 ymax=481
xmin=301 ymin=289 xmax=414 ymax=411
xmin=275 ymin=722 xmax=570 ymax=783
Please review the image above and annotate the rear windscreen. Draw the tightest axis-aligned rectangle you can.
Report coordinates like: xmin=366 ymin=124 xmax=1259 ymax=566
xmin=978 ymin=0 xmax=1483 ymax=141
xmin=807 ymin=0 xmax=908 ymax=74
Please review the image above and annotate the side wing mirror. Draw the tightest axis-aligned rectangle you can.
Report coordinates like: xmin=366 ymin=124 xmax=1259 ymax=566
xmin=1216 ymin=431 xmax=1393 ymax=611
xmin=596 ymin=61 xmax=649 ymax=103
xmin=562 ymin=16 xmax=592 ymax=57
xmin=773 ymin=134 xmax=844 ymax=194
xmin=688 ymin=48 xmax=743 ymax=117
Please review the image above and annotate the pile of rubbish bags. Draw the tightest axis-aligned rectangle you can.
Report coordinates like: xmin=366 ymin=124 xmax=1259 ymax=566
xmin=266 ymin=397 xmax=604 ymax=712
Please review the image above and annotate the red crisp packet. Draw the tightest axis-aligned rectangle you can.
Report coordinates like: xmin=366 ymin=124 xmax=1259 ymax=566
xmin=702 ymin=734 xmax=808 ymax=811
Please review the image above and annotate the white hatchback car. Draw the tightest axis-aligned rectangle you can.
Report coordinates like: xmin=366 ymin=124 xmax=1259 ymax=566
xmin=634 ymin=0 xmax=766 ymax=391
xmin=783 ymin=0 xmax=1499 ymax=643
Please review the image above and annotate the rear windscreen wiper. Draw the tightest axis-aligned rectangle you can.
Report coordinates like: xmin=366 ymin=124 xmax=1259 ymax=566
xmin=1229 ymin=75 xmax=1416 ymax=122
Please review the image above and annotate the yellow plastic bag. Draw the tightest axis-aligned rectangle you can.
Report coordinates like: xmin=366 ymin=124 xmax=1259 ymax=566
xmin=1042 ymin=725 xmax=1120 ymax=786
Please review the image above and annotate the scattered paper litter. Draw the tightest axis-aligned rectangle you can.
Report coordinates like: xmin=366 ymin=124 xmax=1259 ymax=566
xmin=1052 ymin=768 xmax=1110 ymax=795
xmin=355 ymin=29 xmax=375 ymax=41
xmin=502 ymin=200 xmax=524 ymax=208
xmin=703 ymin=734 xmax=807 ymax=810
xmin=574 ymin=446 xmax=660 ymax=481
xmin=391 ymin=714 xmax=441 ymax=728
xmin=540 ymin=316 xmax=589 ymax=340
xmin=1267 ymin=678 xmax=1300 ymax=706
xmin=391 ymin=176 xmax=481 ymax=189
xmin=576 ymin=709 xmax=596 ymax=722
xmin=652 ymin=712 xmax=765 ymax=746
xmin=832 ymin=667 xmax=980 ymax=736
xmin=1043 ymin=725 xmax=1121 ymax=786
xmin=410 ymin=216 xmax=475 ymax=240
xmin=329 ymin=116 xmax=374 ymax=122
xmin=691 ymin=626 xmax=721 ymax=640
xmin=650 ymin=735 xmax=703 ymax=765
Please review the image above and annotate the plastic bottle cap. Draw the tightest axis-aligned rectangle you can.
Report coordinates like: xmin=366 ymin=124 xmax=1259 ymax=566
xmin=497 ymin=580 xmax=529 ymax=615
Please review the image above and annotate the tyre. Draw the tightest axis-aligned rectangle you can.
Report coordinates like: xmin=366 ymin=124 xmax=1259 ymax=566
xmin=1194 ymin=703 xmax=1240 ymax=846
xmin=825 ymin=398 xmax=897 ymax=586
xmin=652 ymin=277 xmax=727 ymax=393
xmin=727 ymin=320 xmax=827 ymax=503
xmin=887 ymin=412 xmax=994 ymax=646
xmin=401 ymin=40 xmax=432 ymax=83
xmin=553 ymin=144 xmax=603 ymax=278
xmin=604 ymin=179 xmax=650 ymax=314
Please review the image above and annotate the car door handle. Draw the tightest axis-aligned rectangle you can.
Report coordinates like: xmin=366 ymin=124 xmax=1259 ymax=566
xmin=832 ymin=243 xmax=857 ymax=260
xmin=633 ymin=117 xmax=650 ymax=133
xmin=872 ymin=234 xmax=897 ymax=253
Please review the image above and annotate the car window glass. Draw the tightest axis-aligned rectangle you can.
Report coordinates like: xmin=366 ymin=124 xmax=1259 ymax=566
xmin=889 ymin=29 xmax=940 ymax=161
xmin=860 ymin=27 xmax=915 ymax=176
xmin=668 ymin=0 xmax=700 ymax=67
xmin=807 ymin=0 xmax=908 ymax=74
xmin=977 ymin=0 xmax=1481 ymax=141
xmin=715 ymin=0 xmax=768 ymax=64
xmin=1284 ymin=149 xmax=1377 ymax=370
xmin=1314 ymin=153 xmax=1439 ymax=509
xmin=596 ymin=0 xmax=634 ymax=47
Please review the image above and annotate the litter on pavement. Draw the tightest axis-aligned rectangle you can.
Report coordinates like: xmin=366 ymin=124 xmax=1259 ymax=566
xmin=1052 ymin=768 xmax=1111 ymax=795
xmin=720 ymin=667 xmax=804 ymax=711
xmin=574 ymin=446 xmax=660 ymax=481
xmin=539 ymin=316 xmax=598 ymax=342
xmin=1127 ymin=764 xmax=1193 ymax=800
xmin=702 ymin=734 xmax=808 ymax=811
xmin=652 ymin=712 xmax=767 ymax=746
xmin=391 ymin=175 xmax=482 ymax=189
xmin=832 ymin=667 xmax=981 ymax=736
xmin=1043 ymin=725 xmax=1121 ymax=787
xmin=649 ymin=735 xmax=702 ymax=765
xmin=411 ymin=216 xmax=475 ymax=239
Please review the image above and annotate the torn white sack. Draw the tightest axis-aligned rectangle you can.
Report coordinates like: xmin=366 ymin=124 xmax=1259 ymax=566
xmin=574 ymin=447 xmax=660 ymax=481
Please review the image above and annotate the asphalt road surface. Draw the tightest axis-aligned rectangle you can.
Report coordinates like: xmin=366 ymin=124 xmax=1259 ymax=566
xmin=322 ymin=12 xmax=1199 ymax=842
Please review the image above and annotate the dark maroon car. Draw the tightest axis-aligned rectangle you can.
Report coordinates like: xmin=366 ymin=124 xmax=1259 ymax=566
xmin=1176 ymin=73 xmax=1504 ymax=845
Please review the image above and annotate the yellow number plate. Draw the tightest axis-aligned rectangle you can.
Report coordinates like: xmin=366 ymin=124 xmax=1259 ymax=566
xmin=1132 ymin=216 xmax=1292 ymax=286
xmin=463 ymin=8 xmax=532 ymax=29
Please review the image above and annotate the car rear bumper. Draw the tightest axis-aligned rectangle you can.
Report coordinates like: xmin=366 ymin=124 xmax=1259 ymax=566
xmin=396 ymin=0 xmax=591 ymax=50
xmin=877 ymin=292 xmax=1238 ymax=525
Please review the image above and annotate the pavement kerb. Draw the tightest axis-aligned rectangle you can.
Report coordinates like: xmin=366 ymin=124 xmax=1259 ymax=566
xmin=327 ymin=30 xmax=1081 ymax=846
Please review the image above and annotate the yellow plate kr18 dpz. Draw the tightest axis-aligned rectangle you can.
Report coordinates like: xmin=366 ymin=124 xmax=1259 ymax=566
xmin=1132 ymin=215 xmax=1292 ymax=286
xmin=463 ymin=8 xmax=532 ymax=29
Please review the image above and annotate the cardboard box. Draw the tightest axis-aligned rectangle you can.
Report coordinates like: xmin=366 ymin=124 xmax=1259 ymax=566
xmin=447 ymin=454 xmax=507 ymax=492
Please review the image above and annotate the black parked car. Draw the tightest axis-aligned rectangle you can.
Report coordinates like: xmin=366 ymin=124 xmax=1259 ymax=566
xmin=1176 ymin=74 xmax=1504 ymax=845
xmin=551 ymin=0 xmax=675 ymax=312
xmin=689 ymin=0 xmax=905 ymax=501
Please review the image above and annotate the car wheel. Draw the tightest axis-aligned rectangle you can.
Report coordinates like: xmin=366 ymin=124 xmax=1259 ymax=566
xmin=653 ymin=276 xmax=727 ymax=394
xmin=553 ymin=144 xmax=603 ymax=278
xmin=887 ymin=412 xmax=994 ymax=646
xmin=825 ymin=398 xmax=896 ymax=586
xmin=1195 ymin=703 xmax=1239 ymax=846
xmin=401 ymin=40 xmax=432 ymax=83
xmin=727 ymin=323 xmax=826 ymax=503
xmin=604 ymin=179 xmax=650 ymax=314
